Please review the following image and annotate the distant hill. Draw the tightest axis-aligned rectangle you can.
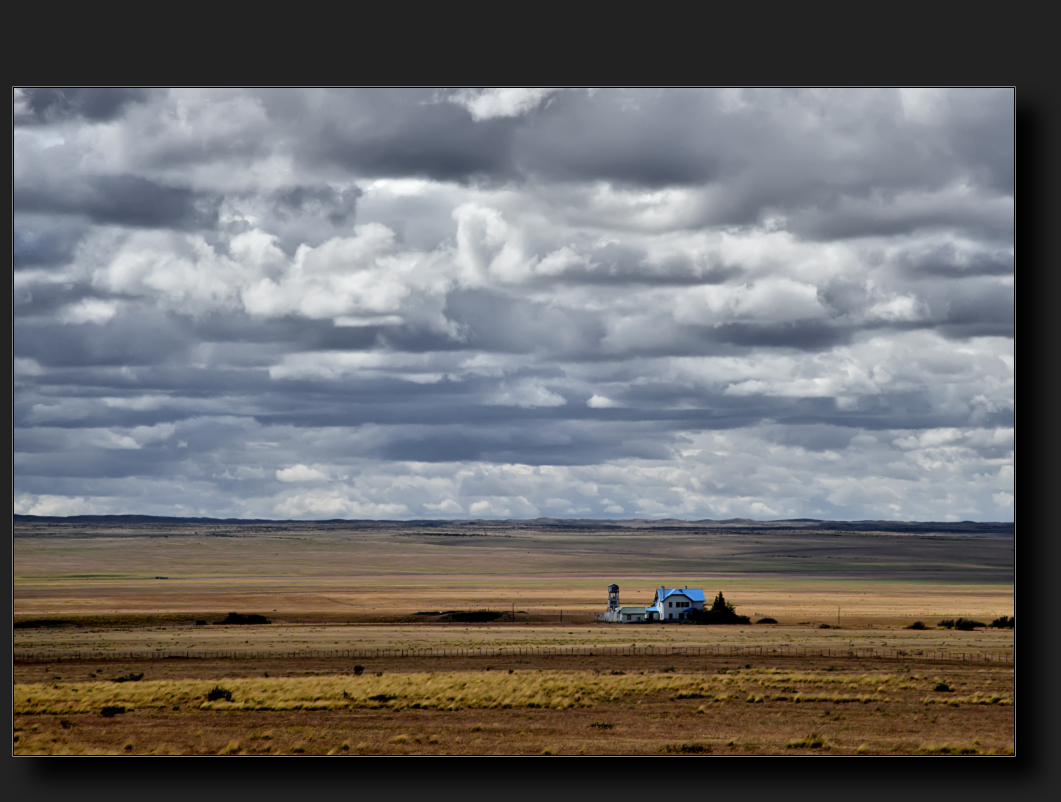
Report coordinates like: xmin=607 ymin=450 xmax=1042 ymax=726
xmin=13 ymin=514 xmax=1014 ymax=536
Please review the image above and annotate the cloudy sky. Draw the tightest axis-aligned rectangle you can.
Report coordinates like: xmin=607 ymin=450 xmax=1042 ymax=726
xmin=13 ymin=88 xmax=1014 ymax=521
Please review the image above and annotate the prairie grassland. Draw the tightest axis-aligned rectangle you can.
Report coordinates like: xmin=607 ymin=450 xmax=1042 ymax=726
xmin=13 ymin=667 xmax=1014 ymax=715
xmin=13 ymin=521 xmax=1013 ymax=754
xmin=14 ymin=621 xmax=1015 ymax=658
xmin=13 ymin=662 xmax=1014 ymax=755
xmin=14 ymin=522 xmax=1013 ymax=621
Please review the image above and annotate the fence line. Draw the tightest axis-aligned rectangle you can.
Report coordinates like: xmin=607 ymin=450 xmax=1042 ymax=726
xmin=13 ymin=645 xmax=1012 ymax=665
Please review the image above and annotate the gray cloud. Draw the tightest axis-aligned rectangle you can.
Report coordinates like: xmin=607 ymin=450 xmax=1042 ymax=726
xmin=13 ymin=88 xmax=1013 ymax=521
xmin=15 ymin=174 xmax=220 ymax=230
xmin=15 ymin=88 xmax=151 ymax=125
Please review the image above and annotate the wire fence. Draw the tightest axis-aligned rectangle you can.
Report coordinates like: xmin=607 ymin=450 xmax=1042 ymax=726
xmin=14 ymin=645 xmax=1012 ymax=665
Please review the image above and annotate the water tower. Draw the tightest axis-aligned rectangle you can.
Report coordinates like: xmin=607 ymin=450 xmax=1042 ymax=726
xmin=607 ymin=583 xmax=620 ymax=611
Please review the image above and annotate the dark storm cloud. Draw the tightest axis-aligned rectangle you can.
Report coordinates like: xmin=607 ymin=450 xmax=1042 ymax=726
xmin=895 ymin=243 xmax=1014 ymax=279
xmin=271 ymin=185 xmax=361 ymax=226
xmin=16 ymin=88 xmax=151 ymax=125
xmin=305 ymin=91 xmax=517 ymax=183
xmin=704 ymin=321 xmax=851 ymax=351
xmin=13 ymin=217 xmax=88 ymax=269
xmin=14 ymin=174 xmax=221 ymax=230
xmin=514 ymin=90 xmax=723 ymax=187
xmin=13 ymin=88 xmax=1013 ymax=521
xmin=14 ymin=314 xmax=193 ymax=368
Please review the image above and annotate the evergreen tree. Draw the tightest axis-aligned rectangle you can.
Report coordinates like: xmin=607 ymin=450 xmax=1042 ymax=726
xmin=689 ymin=591 xmax=749 ymax=625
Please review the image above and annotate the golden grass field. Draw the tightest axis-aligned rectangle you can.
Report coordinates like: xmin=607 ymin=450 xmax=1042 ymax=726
xmin=13 ymin=659 xmax=1013 ymax=755
xmin=13 ymin=520 xmax=1014 ymax=755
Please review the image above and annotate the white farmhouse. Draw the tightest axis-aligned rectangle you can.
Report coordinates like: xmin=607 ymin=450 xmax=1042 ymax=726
xmin=597 ymin=584 xmax=706 ymax=623
xmin=646 ymin=586 xmax=706 ymax=621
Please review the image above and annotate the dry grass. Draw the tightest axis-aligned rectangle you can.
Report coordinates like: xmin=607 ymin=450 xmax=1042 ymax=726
xmin=13 ymin=658 xmax=1014 ymax=755
xmin=14 ymin=664 xmax=1012 ymax=720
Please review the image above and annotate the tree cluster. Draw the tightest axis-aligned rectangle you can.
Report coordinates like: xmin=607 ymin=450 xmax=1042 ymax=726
xmin=687 ymin=592 xmax=751 ymax=625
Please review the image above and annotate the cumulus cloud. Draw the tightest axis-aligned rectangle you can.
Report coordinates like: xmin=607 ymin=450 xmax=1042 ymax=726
xmin=13 ymin=88 xmax=1013 ymax=521
xmin=275 ymin=464 xmax=330 ymax=483
xmin=448 ymin=88 xmax=563 ymax=121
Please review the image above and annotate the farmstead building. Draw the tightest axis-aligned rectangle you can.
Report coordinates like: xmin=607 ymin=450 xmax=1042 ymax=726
xmin=645 ymin=587 xmax=706 ymax=621
xmin=597 ymin=585 xmax=706 ymax=623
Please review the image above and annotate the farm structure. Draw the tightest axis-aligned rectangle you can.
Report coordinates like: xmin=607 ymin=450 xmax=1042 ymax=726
xmin=597 ymin=585 xmax=705 ymax=623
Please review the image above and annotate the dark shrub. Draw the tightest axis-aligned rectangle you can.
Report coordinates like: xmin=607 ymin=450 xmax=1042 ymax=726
xmin=819 ymin=623 xmax=833 ymax=629
xmin=934 ymin=682 xmax=953 ymax=693
xmin=938 ymin=619 xmax=955 ymax=629
xmin=954 ymin=618 xmax=986 ymax=631
xmin=100 ymin=705 xmax=126 ymax=717
xmin=195 ymin=620 xmax=207 ymax=626
xmin=14 ymin=618 xmax=74 ymax=629
xmin=687 ymin=592 xmax=751 ymax=625
xmin=206 ymin=685 xmax=233 ymax=702
xmin=113 ymin=672 xmax=144 ymax=683
xmin=60 ymin=719 xmax=73 ymax=729
xmin=660 ymin=742 xmax=712 ymax=753
xmin=213 ymin=612 xmax=270 ymax=625
xmin=755 ymin=617 xmax=777 ymax=624
xmin=906 ymin=621 xmax=927 ymax=630
xmin=352 ymin=664 xmax=365 ymax=676
xmin=989 ymin=616 xmax=1014 ymax=629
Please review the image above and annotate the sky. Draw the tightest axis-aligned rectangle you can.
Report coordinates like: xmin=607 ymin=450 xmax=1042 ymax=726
xmin=13 ymin=88 xmax=1014 ymax=522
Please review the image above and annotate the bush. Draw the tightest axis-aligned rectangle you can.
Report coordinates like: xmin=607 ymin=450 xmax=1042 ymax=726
xmin=687 ymin=592 xmax=751 ymax=625
xmin=938 ymin=619 xmax=955 ymax=629
xmin=100 ymin=705 xmax=126 ymax=717
xmin=906 ymin=621 xmax=927 ymax=630
xmin=213 ymin=612 xmax=270 ymax=625
xmin=352 ymin=664 xmax=365 ymax=676
xmin=989 ymin=616 xmax=1014 ymax=629
xmin=659 ymin=742 xmax=712 ymax=754
xmin=755 ymin=617 xmax=777 ymax=624
xmin=954 ymin=618 xmax=986 ymax=631
xmin=113 ymin=672 xmax=144 ymax=683
xmin=786 ymin=733 xmax=828 ymax=749
xmin=934 ymin=682 xmax=953 ymax=693
xmin=206 ymin=685 xmax=233 ymax=702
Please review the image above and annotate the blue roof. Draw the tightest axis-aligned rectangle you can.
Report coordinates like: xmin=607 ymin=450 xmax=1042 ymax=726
xmin=656 ymin=587 xmax=706 ymax=603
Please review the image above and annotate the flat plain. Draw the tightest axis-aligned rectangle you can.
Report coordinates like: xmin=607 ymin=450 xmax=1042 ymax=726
xmin=13 ymin=518 xmax=1014 ymax=755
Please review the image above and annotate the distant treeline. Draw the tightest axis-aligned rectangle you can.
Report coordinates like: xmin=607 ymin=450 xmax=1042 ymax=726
xmin=13 ymin=514 xmax=1013 ymax=536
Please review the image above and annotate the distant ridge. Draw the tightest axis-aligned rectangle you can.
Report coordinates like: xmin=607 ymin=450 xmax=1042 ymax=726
xmin=13 ymin=514 xmax=1013 ymax=535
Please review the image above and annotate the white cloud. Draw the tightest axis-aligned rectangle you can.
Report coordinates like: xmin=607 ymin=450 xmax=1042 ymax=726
xmin=487 ymin=381 xmax=567 ymax=408
xmin=59 ymin=298 xmax=119 ymax=325
xmin=14 ymin=493 xmax=102 ymax=516
xmin=587 ymin=394 xmax=617 ymax=408
xmin=449 ymin=88 xmax=561 ymax=121
xmin=276 ymin=464 xmax=329 ymax=483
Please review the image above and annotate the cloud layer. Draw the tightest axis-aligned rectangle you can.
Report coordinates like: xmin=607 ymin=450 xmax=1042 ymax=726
xmin=13 ymin=88 xmax=1014 ymax=520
